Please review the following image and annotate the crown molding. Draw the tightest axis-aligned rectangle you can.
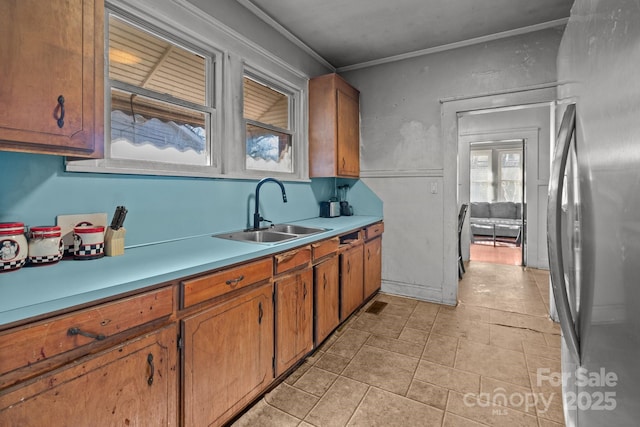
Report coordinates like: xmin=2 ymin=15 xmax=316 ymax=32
xmin=337 ymin=18 xmax=569 ymax=72
xmin=236 ymin=0 xmax=336 ymax=73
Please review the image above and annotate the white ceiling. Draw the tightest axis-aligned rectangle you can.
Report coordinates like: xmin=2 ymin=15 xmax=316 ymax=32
xmin=238 ymin=0 xmax=573 ymax=71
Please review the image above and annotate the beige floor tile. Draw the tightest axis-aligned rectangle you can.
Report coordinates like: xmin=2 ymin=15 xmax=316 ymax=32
xmin=528 ymin=371 xmax=565 ymax=425
xmin=422 ymin=333 xmax=458 ymax=367
xmin=480 ymin=377 xmax=536 ymax=415
xmin=264 ymin=382 xmax=319 ymax=419
xmin=489 ymin=323 xmax=547 ymax=352
xmin=431 ymin=315 xmax=491 ymax=345
xmin=538 ymin=417 xmax=566 ymax=427
xmin=293 ymin=366 xmax=338 ymax=397
xmin=365 ymin=334 xmax=424 ymax=358
xmin=442 ymin=412 xmax=487 ymax=427
xmin=490 ymin=310 xmax=559 ymax=335
xmin=407 ymin=379 xmax=449 ymax=409
xmin=543 ymin=332 xmax=562 ymax=348
xmin=230 ymin=399 xmax=300 ymax=427
xmin=525 ymin=353 xmax=562 ymax=375
xmin=342 ymin=345 xmax=418 ymax=395
xmin=284 ymin=359 xmax=314 ymax=385
xmin=447 ymin=391 xmax=539 ymax=427
xmin=414 ymin=360 xmax=481 ymax=394
xmin=398 ymin=326 xmax=430 ymax=344
xmin=304 ymin=376 xmax=369 ymax=427
xmin=350 ymin=312 xmax=407 ymax=338
xmin=347 ymin=387 xmax=444 ymax=426
xmin=437 ymin=303 xmax=491 ymax=323
xmin=326 ymin=328 xmax=371 ymax=359
xmin=403 ymin=301 xmax=440 ymax=331
xmin=314 ymin=352 xmax=352 ymax=374
xmin=522 ymin=340 xmax=561 ymax=360
xmin=455 ymin=339 xmax=530 ymax=387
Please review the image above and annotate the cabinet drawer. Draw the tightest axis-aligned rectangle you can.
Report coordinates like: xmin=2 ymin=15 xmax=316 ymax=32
xmin=0 ymin=287 xmax=173 ymax=378
xmin=274 ymin=246 xmax=311 ymax=275
xmin=312 ymin=237 xmax=339 ymax=262
xmin=365 ymin=222 xmax=384 ymax=240
xmin=181 ymin=258 xmax=273 ymax=308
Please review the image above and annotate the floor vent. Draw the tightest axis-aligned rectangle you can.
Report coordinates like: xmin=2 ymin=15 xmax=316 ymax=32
xmin=365 ymin=301 xmax=388 ymax=315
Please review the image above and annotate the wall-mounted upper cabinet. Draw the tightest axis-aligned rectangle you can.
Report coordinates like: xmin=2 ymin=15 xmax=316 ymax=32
xmin=0 ymin=0 xmax=104 ymax=158
xmin=309 ymin=73 xmax=360 ymax=178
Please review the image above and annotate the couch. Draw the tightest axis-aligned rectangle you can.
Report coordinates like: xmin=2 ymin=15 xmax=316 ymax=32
xmin=469 ymin=202 xmax=522 ymax=245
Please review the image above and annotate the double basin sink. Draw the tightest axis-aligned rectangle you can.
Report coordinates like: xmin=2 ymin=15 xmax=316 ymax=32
xmin=214 ymin=224 xmax=328 ymax=244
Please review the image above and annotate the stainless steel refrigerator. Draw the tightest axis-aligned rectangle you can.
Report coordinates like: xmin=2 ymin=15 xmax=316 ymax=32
xmin=549 ymin=0 xmax=640 ymax=426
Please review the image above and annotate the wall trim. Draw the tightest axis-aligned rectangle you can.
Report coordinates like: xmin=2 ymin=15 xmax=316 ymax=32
xmin=360 ymin=169 xmax=444 ymax=178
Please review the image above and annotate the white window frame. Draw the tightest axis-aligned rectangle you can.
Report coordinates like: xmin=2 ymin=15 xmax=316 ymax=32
xmin=67 ymin=2 xmax=310 ymax=181
xmin=236 ymin=66 xmax=305 ymax=180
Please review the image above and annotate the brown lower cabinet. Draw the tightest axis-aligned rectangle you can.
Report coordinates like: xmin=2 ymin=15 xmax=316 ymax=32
xmin=364 ymin=236 xmax=382 ymax=299
xmin=0 ymin=324 xmax=178 ymax=426
xmin=275 ymin=268 xmax=314 ymax=376
xmin=340 ymin=243 xmax=365 ymax=319
xmin=314 ymin=255 xmax=340 ymax=344
xmin=181 ymin=282 xmax=274 ymax=427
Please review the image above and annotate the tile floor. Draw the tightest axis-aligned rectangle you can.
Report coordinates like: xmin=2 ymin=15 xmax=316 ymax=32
xmin=231 ymin=261 xmax=564 ymax=427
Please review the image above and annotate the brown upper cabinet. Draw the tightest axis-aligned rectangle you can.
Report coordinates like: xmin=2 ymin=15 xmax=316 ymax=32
xmin=0 ymin=0 xmax=104 ymax=158
xmin=309 ymin=73 xmax=360 ymax=177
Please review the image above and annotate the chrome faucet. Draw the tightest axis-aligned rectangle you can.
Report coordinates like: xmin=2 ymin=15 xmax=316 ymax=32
xmin=253 ymin=177 xmax=287 ymax=230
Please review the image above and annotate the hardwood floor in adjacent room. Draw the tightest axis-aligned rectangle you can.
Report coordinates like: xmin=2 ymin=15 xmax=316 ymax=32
xmin=469 ymin=242 xmax=522 ymax=266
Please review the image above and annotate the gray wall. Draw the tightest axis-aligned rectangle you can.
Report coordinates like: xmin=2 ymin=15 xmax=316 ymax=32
xmin=342 ymin=27 xmax=563 ymax=304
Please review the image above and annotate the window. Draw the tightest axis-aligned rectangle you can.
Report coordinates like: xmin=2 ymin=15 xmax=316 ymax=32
xmin=243 ymin=74 xmax=293 ymax=174
xmin=470 ymin=144 xmax=523 ymax=203
xmin=67 ymin=6 xmax=308 ymax=180
xmin=470 ymin=149 xmax=493 ymax=202
xmin=498 ymin=150 xmax=523 ymax=202
xmin=107 ymin=14 xmax=214 ymax=168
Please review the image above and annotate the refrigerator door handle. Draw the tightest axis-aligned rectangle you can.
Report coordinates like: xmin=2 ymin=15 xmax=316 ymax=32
xmin=547 ymin=103 xmax=580 ymax=363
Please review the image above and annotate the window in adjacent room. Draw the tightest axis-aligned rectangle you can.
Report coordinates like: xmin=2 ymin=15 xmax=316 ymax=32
xmin=470 ymin=149 xmax=493 ymax=202
xmin=243 ymin=74 xmax=293 ymax=173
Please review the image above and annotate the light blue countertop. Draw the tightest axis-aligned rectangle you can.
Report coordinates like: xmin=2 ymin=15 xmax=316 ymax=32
xmin=0 ymin=216 xmax=382 ymax=327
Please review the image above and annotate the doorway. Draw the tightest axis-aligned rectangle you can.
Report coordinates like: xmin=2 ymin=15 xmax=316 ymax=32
xmin=468 ymin=140 xmax=524 ymax=266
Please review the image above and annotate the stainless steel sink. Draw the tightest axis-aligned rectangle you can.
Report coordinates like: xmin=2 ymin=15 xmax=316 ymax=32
xmin=268 ymin=224 xmax=326 ymax=235
xmin=213 ymin=224 xmax=327 ymax=244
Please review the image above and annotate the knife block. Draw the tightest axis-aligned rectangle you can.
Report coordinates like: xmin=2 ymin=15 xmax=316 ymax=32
xmin=104 ymin=227 xmax=126 ymax=257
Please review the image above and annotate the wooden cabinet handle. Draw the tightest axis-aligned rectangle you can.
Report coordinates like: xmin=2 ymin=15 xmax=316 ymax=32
xmin=258 ymin=302 xmax=263 ymax=324
xmin=67 ymin=327 xmax=106 ymax=341
xmin=56 ymin=95 xmax=65 ymax=128
xmin=225 ymin=275 xmax=244 ymax=288
xmin=323 ymin=273 xmax=327 ymax=289
xmin=347 ymin=260 xmax=351 ymax=273
xmin=147 ymin=353 xmax=154 ymax=386
xmin=303 ymin=282 xmax=307 ymax=299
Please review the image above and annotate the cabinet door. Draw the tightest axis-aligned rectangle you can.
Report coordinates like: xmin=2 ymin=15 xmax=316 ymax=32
xmin=340 ymin=244 xmax=364 ymax=319
xmin=182 ymin=283 xmax=274 ymax=427
xmin=0 ymin=324 xmax=178 ymax=426
xmin=364 ymin=237 xmax=382 ymax=299
xmin=275 ymin=268 xmax=313 ymax=376
xmin=0 ymin=0 xmax=103 ymax=157
xmin=314 ymin=256 xmax=340 ymax=344
xmin=336 ymin=88 xmax=360 ymax=177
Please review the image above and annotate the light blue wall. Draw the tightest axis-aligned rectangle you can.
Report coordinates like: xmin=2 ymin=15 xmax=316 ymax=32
xmin=0 ymin=152 xmax=381 ymax=247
